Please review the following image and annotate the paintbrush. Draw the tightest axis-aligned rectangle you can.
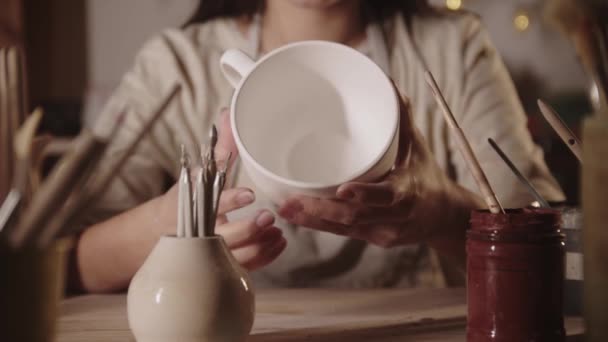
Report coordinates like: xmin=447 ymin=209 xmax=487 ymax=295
xmin=36 ymin=84 xmax=181 ymax=246
xmin=424 ymin=71 xmax=505 ymax=214
xmin=488 ymin=138 xmax=551 ymax=208
xmin=9 ymin=109 xmax=125 ymax=248
xmin=537 ymin=99 xmax=583 ymax=162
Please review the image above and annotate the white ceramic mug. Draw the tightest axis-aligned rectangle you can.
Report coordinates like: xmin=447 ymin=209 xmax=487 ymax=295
xmin=220 ymin=41 xmax=399 ymax=203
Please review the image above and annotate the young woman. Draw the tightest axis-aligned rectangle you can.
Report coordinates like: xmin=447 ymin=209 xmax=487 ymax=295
xmin=72 ymin=0 xmax=564 ymax=292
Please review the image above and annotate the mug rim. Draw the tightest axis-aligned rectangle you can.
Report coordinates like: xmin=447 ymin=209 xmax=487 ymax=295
xmin=229 ymin=40 xmax=399 ymax=190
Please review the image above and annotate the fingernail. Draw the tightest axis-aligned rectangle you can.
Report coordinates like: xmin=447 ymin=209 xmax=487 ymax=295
xmin=256 ymin=210 xmax=275 ymax=227
xmin=338 ymin=189 xmax=355 ymax=200
xmin=237 ymin=191 xmax=255 ymax=205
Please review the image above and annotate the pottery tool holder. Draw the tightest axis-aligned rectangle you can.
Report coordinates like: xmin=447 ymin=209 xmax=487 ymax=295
xmin=176 ymin=125 xmax=229 ymax=239
xmin=129 ymin=131 xmax=251 ymax=341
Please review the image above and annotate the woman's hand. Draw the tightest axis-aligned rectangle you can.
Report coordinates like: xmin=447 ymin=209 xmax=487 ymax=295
xmin=214 ymin=188 xmax=287 ymax=270
xmin=277 ymin=87 xmax=484 ymax=260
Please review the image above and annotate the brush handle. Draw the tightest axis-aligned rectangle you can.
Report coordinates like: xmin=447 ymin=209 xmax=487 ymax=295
xmin=424 ymin=71 xmax=504 ymax=214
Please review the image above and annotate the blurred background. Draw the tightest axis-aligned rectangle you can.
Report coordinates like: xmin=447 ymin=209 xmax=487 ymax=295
xmin=1 ymin=0 xmax=590 ymax=203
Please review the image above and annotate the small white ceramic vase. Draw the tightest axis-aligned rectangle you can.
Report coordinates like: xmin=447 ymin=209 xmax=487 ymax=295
xmin=127 ymin=236 xmax=255 ymax=342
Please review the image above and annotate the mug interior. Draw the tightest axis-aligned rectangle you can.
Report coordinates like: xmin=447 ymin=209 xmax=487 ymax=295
xmin=234 ymin=42 xmax=397 ymax=187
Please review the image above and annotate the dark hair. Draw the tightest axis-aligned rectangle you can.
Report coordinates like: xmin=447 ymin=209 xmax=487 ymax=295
xmin=185 ymin=0 xmax=430 ymax=26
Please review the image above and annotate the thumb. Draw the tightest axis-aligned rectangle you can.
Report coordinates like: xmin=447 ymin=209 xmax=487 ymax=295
xmin=214 ymin=108 xmax=239 ymax=170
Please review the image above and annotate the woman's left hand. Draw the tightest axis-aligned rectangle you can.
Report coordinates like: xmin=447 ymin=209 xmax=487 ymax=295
xmin=277 ymin=87 xmax=482 ymax=249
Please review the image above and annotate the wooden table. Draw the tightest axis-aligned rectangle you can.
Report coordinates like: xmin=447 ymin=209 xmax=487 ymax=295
xmin=58 ymin=288 xmax=584 ymax=341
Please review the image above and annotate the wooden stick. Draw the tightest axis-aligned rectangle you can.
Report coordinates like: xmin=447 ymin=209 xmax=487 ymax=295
xmin=424 ymin=71 xmax=504 ymax=214
xmin=36 ymin=84 xmax=181 ymax=245
xmin=537 ymin=99 xmax=583 ymax=163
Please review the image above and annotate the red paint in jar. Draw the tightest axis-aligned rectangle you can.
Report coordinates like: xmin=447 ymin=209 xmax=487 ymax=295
xmin=467 ymin=208 xmax=565 ymax=342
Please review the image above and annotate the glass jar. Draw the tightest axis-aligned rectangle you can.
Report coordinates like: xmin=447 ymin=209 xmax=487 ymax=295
xmin=467 ymin=208 xmax=565 ymax=342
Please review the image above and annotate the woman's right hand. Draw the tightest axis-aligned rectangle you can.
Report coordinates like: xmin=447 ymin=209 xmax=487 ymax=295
xmin=214 ymin=187 xmax=287 ymax=270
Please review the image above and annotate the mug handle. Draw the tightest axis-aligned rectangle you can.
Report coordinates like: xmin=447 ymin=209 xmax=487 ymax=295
xmin=220 ymin=49 xmax=255 ymax=88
